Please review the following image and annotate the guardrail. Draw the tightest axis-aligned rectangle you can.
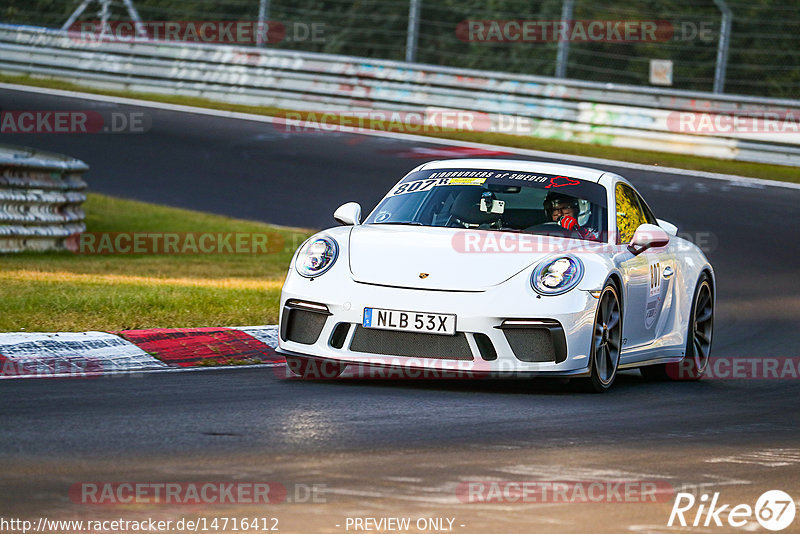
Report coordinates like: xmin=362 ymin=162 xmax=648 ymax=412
xmin=1 ymin=24 xmax=799 ymax=166
xmin=0 ymin=143 xmax=88 ymax=252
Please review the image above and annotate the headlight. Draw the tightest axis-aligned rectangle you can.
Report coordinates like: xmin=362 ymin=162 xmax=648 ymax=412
xmin=531 ymin=255 xmax=584 ymax=295
xmin=295 ymin=236 xmax=338 ymax=277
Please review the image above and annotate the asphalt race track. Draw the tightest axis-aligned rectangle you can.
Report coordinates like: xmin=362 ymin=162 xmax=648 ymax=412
xmin=2 ymin=86 xmax=800 ymax=533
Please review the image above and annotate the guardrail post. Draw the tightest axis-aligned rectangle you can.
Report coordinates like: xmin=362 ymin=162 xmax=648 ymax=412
xmin=62 ymin=0 xmax=146 ymax=38
xmin=62 ymin=0 xmax=93 ymax=33
xmin=713 ymin=0 xmax=732 ymax=94
xmin=98 ymin=0 xmax=111 ymax=39
xmin=405 ymin=0 xmax=421 ymax=63
xmin=120 ymin=0 xmax=147 ymax=38
xmin=555 ymin=0 xmax=574 ymax=78
xmin=258 ymin=0 xmax=271 ymax=48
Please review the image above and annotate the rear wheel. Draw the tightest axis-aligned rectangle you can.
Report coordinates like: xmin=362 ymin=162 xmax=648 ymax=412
xmin=285 ymin=356 xmax=345 ymax=379
xmin=580 ymin=282 xmax=622 ymax=393
xmin=640 ymin=275 xmax=713 ymax=381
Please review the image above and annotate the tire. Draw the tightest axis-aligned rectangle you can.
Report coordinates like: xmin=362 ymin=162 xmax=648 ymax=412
xmin=640 ymin=275 xmax=713 ymax=381
xmin=285 ymin=356 xmax=345 ymax=379
xmin=579 ymin=282 xmax=623 ymax=393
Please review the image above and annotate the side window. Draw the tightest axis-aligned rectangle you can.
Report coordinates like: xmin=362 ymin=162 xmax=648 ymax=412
xmin=634 ymin=191 xmax=658 ymax=225
xmin=615 ymin=183 xmax=648 ymax=244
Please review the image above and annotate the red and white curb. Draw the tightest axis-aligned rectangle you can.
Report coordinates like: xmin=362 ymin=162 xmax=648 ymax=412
xmin=0 ymin=326 xmax=281 ymax=379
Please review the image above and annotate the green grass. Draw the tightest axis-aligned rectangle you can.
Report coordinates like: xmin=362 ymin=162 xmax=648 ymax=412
xmin=0 ymin=193 xmax=313 ymax=332
xmin=2 ymin=72 xmax=798 ymax=184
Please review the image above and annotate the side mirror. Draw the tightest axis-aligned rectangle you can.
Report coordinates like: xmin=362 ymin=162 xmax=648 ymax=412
xmin=334 ymin=202 xmax=361 ymax=226
xmin=628 ymin=223 xmax=670 ymax=255
xmin=656 ymin=218 xmax=678 ymax=236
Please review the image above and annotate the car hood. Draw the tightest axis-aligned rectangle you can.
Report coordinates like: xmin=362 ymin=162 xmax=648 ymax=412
xmin=347 ymin=225 xmax=580 ymax=291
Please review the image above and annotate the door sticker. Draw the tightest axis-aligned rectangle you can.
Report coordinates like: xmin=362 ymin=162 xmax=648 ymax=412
xmin=645 ymin=259 xmax=663 ymax=329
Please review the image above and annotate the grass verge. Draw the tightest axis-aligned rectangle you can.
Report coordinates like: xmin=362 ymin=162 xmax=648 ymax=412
xmin=2 ymin=72 xmax=798 ymax=184
xmin=0 ymin=193 xmax=312 ymax=332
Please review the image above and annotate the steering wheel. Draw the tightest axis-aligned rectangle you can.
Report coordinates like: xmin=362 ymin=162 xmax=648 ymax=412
xmin=524 ymin=221 xmax=580 ymax=238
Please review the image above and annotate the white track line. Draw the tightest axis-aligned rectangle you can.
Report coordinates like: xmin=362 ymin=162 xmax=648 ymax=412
xmin=3 ymin=82 xmax=799 ymax=191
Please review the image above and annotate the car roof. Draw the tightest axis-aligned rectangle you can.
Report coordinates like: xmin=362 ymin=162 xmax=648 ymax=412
xmin=419 ymin=159 xmax=607 ymax=182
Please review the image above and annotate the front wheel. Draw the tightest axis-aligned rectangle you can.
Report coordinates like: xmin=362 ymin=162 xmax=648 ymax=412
xmin=580 ymin=282 xmax=622 ymax=393
xmin=285 ymin=356 xmax=345 ymax=379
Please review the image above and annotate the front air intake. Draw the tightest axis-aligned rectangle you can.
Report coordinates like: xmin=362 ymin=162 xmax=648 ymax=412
xmin=280 ymin=300 xmax=330 ymax=345
xmin=473 ymin=333 xmax=497 ymax=361
xmin=498 ymin=320 xmax=567 ymax=363
xmin=329 ymin=322 xmax=351 ymax=349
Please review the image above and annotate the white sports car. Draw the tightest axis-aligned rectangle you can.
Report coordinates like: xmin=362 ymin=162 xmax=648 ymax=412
xmin=278 ymin=159 xmax=714 ymax=391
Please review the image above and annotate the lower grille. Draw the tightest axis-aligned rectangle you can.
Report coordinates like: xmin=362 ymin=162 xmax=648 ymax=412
xmin=349 ymin=326 xmax=473 ymax=360
xmin=282 ymin=308 xmax=327 ymax=345
xmin=503 ymin=327 xmax=567 ymax=363
xmin=504 ymin=329 xmax=555 ymax=362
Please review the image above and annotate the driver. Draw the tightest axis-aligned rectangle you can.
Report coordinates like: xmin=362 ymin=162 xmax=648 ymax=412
xmin=543 ymin=192 xmax=599 ymax=241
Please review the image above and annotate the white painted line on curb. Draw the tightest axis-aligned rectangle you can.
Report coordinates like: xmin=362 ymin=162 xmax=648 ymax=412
xmin=232 ymin=325 xmax=279 ymax=348
xmin=3 ymin=82 xmax=799 ymax=191
xmin=0 ymin=331 xmax=167 ymax=378
xmin=0 ymin=327 xmax=283 ymax=379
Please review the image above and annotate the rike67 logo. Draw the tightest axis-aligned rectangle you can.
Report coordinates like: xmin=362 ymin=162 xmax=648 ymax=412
xmin=669 ymin=490 xmax=796 ymax=531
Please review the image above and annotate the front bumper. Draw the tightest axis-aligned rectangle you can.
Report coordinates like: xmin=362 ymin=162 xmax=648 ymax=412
xmin=277 ymin=272 xmax=599 ymax=377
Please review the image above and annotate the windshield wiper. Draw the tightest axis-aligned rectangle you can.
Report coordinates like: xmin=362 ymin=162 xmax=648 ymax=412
xmin=372 ymin=221 xmax=425 ymax=226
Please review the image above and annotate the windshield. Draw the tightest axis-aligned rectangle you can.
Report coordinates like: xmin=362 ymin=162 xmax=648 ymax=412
xmin=364 ymin=168 xmax=608 ymax=241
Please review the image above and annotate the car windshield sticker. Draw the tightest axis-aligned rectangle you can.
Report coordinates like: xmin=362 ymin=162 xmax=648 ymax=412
xmin=450 ymin=177 xmax=488 ymax=185
xmin=391 ymin=168 xmax=607 ymax=206
xmin=545 ymin=175 xmax=581 ymax=188
xmin=391 ymin=176 xmax=486 ymax=196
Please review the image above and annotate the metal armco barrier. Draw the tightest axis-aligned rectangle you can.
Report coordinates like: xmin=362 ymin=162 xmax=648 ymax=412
xmin=0 ymin=143 xmax=88 ymax=252
xmin=1 ymin=24 xmax=799 ymax=166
